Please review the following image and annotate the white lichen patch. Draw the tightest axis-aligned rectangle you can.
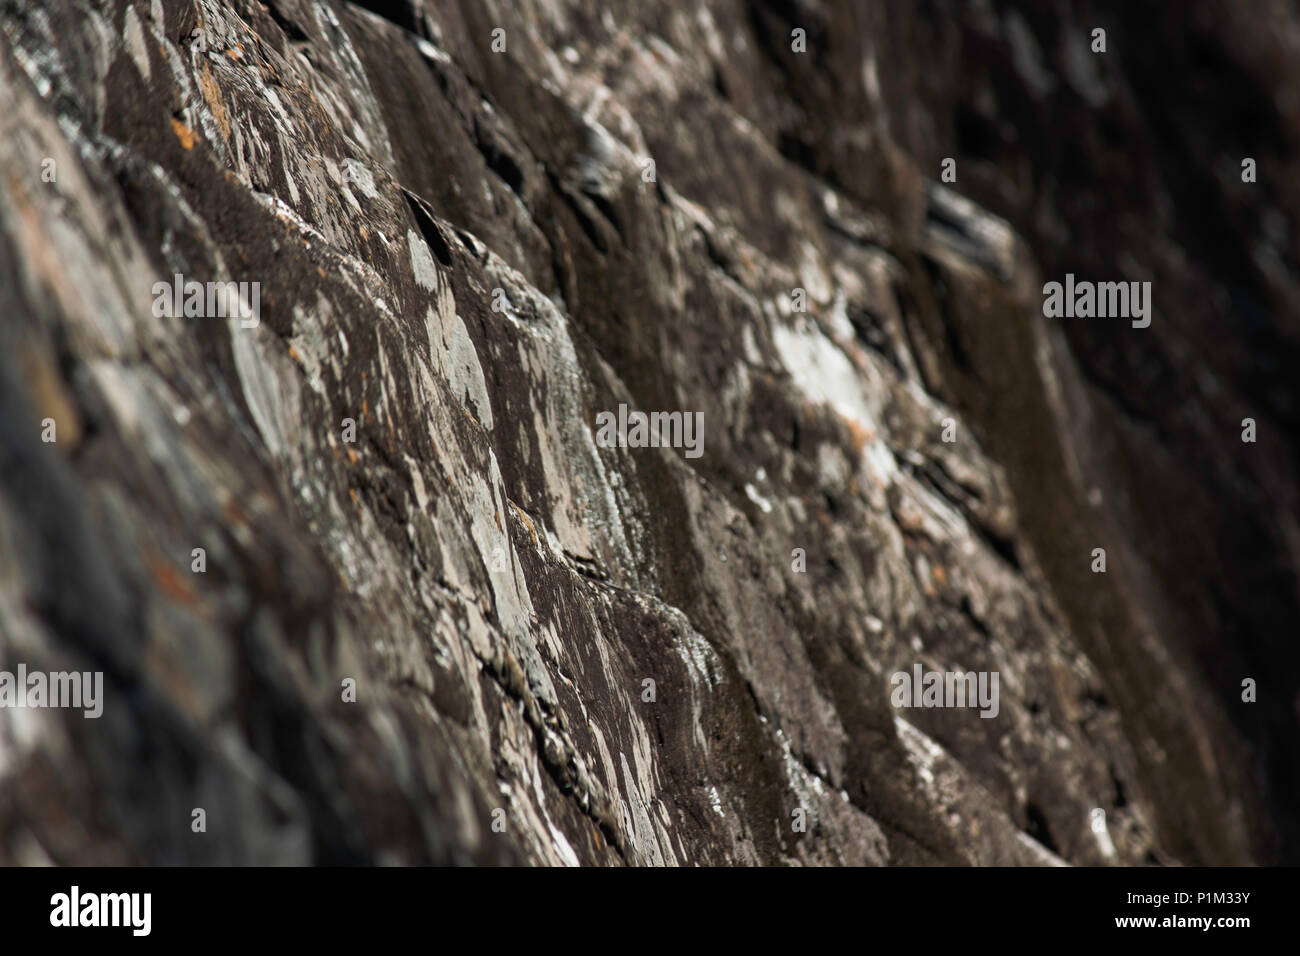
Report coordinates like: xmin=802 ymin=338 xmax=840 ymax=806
xmin=774 ymin=317 xmax=900 ymax=500
xmin=407 ymin=229 xmax=439 ymax=292
xmin=122 ymin=6 xmax=150 ymax=82
xmin=744 ymin=482 xmax=773 ymax=513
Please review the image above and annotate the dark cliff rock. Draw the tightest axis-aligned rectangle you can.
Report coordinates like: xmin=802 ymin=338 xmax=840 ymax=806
xmin=0 ymin=0 xmax=1296 ymax=865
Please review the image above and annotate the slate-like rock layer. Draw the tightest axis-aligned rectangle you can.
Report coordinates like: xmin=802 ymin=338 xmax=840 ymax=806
xmin=0 ymin=0 xmax=1296 ymax=865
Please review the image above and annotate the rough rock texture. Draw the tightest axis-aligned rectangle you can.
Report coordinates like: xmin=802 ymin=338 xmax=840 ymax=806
xmin=0 ymin=0 xmax=1296 ymax=865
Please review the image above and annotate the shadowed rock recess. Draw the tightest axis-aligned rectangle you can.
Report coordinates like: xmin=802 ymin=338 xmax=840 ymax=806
xmin=0 ymin=0 xmax=1296 ymax=866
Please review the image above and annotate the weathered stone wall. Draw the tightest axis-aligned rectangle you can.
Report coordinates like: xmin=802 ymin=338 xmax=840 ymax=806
xmin=0 ymin=0 xmax=1295 ymax=865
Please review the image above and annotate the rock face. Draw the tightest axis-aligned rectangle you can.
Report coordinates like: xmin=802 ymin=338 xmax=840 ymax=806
xmin=0 ymin=0 xmax=1296 ymax=865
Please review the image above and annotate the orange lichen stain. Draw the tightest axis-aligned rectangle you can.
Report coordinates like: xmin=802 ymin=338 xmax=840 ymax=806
xmin=349 ymin=488 xmax=360 ymax=508
xmin=495 ymin=510 xmax=502 ymax=531
xmin=509 ymin=501 xmax=539 ymax=547
xmin=361 ymin=398 xmax=368 ymax=422
xmin=227 ymin=43 xmax=243 ymax=59
xmin=842 ymin=415 xmax=871 ymax=455
xmin=171 ymin=117 xmax=196 ymax=150
xmin=198 ymin=64 xmax=230 ymax=141
xmin=17 ymin=343 xmax=83 ymax=450
xmin=222 ymin=498 xmax=252 ymax=531
xmin=894 ymin=500 xmax=925 ymax=533
xmin=359 ymin=225 xmax=368 ymax=241
xmin=144 ymin=550 xmax=198 ymax=607
xmin=347 ymin=449 xmax=357 ymax=464
xmin=288 ymin=345 xmax=302 ymax=363
xmin=317 ymin=267 xmax=327 ymax=279
xmin=931 ymin=565 xmax=947 ymax=586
